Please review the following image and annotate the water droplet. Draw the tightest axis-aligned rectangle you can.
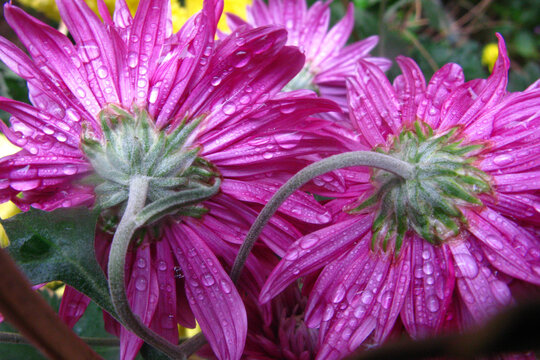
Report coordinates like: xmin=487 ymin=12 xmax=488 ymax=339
xmin=220 ymin=280 xmax=232 ymax=294
xmin=423 ymin=262 xmax=434 ymax=275
xmin=127 ymin=52 xmax=139 ymax=68
xmin=137 ymin=258 xmax=146 ymax=269
xmin=203 ymin=46 xmax=212 ymax=57
xmin=157 ymin=261 xmax=167 ymax=271
xmin=454 ymin=253 xmax=479 ymax=279
xmin=221 ymin=101 xmax=237 ymax=116
xmin=380 ymin=291 xmax=393 ymax=309
xmin=235 ymin=37 xmax=245 ymax=46
xmin=174 ymin=266 xmax=184 ymax=279
xmin=490 ymin=280 xmax=511 ymax=305
xmin=79 ymin=40 xmax=100 ymax=62
xmin=138 ymin=79 xmax=147 ymax=88
xmin=143 ymin=33 xmax=152 ymax=42
xmin=135 ymin=277 xmax=148 ymax=291
xmin=201 ymin=274 xmax=215 ymax=286
xmin=75 ymin=88 xmax=86 ymax=97
xmin=322 ymin=304 xmax=335 ymax=321
xmin=97 ymin=66 xmax=108 ymax=79
xmin=233 ymin=51 xmax=250 ymax=68
xmin=149 ymin=87 xmax=159 ymax=104
xmin=332 ymin=285 xmax=346 ymax=303
xmin=426 ymin=276 xmax=435 ymax=285
xmin=239 ymin=94 xmax=251 ymax=104
xmin=63 ymin=165 xmax=77 ymax=175
xmin=66 ymin=108 xmax=81 ymax=122
xmin=484 ymin=234 xmax=503 ymax=250
xmin=55 ymin=133 xmax=67 ymax=142
xmin=361 ymin=291 xmax=373 ymax=305
xmin=262 ymin=152 xmax=273 ymax=160
xmin=414 ymin=266 xmax=424 ymax=279
xmin=492 ymin=154 xmax=515 ymax=166
xmin=300 ymin=234 xmax=319 ymax=249
xmin=211 ymin=76 xmax=222 ymax=86
xmin=284 ymin=249 xmax=299 ymax=260
xmin=426 ymin=295 xmax=440 ymax=312
xmin=422 ymin=250 xmax=431 ymax=260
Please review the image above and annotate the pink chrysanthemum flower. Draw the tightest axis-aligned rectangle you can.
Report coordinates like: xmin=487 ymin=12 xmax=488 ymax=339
xmin=0 ymin=0 xmax=342 ymax=358
xmin=226 ymin=0 xmax=391 ymax=120
xmin=260 ymin=35 xmax=540 ymax=359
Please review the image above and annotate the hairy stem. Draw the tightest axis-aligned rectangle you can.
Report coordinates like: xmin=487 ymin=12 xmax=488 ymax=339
xmin=108 ymin=175 xmax=186 ymax=359
xmin=230 ymin=151 xmax=414 ymax=282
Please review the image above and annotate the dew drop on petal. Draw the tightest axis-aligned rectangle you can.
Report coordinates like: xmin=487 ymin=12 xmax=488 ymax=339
xmin=422 ymin=250 xmax=431 ymax=260
xmin=135 ymin=277 xmax=148 ymax=291
xmin=97 ymin=66 xmax=108 ymax=79
xmin=489 ymin=280 xmax=511 ymax=305
xmin=492 ymin=154 xmax=515 ymax=166
xmin=300 ymin=234 xmax=319 ymax=249
xmin=149 ymin=87 xmax=159 ymax=104
xmin=63 ymin=165 xmax=78 ymax=175
xmin=222 ymin=102 xmax=236 ymax=115
xmin=137 ymin=257 xmax=146 ymax=269
xmin=157 ymin=261 xmax=167 ymax=271
xmin=332 ymin=284 xmax=346 ymax=303
xmin=322 ymin=304 xmax=335 ymax=321
xmin=423 ymin=262 xmax=434 ymax=275
xmin=426 ymin=295 xmax=440 ymax=312
xmin=454 ymin=253 xmax=479 ymax=279
xmin=127 ymin=52 xmax=139 ymax=68
xmin=211 ymin=76 xmax=222 ymax=86
xmin=361 ymin=291 xmax=373 ymax=305
xmin=220 ymin=279 xmax=232 ymax=294
xmin=484 ymin=234 xmax=503 ymax=250
xmin=380 ymin=291 xmax=393 ymax=309
xmin=262 ymin=152 xmax=273 ymax=160
xmin=284 ymin=248 xmax=299 ymax=260
xmin=201 ymin=274 xmax=215 ymax=286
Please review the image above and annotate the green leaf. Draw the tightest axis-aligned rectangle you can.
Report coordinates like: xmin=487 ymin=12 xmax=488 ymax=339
xmin=2 ymin=208 xmax=116 ymax=318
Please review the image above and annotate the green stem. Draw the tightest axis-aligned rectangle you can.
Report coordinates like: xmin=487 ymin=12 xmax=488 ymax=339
xmin=229 ymin=151 xmax=414 ymax=282
xmin=0 ymin=331 xmax=119 ymax=347
xmin=107 ymin=175 xmax=186 ymax=360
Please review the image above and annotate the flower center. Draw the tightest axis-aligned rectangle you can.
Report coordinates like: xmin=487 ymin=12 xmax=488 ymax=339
xmin=81 ymin=105 xmax=220 ymax=221
xmin=347 ymin=121 xmax=491 ymax=253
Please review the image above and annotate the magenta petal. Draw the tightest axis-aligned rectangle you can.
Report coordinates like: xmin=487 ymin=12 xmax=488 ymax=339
xmin=58 ymin=286 xmax=91 ymax=328
xmin=401 ymin=236 xmax=455 ymax=338
xmin=260 ymin=217 xmax=372 ymax=304
xmin=313 ymin=3 xmax=354 ymax=67
xmin=464 ymin=208 xmax=540 ymax=285
xmin=302 ymin=2 xmax=330 ymax=61
xmin=55 ymin=0 xmax=121 ymax=107
xmin=220 ymin=178 xmax=330 ymax=224
xmin=348 ymin=61 xmax=401 ymax=147
xmin=4 ymin=4 xmax=103 ymax=115
xmin=310 ymin=240 xmax=392 ymax=359
xmin=120 ymin=243 xmax=159 ymax=360
xmin=394 ymin=57 xmax=426 ymax=126
xmin=439 ymin=34 xmax=509 ymax=131
xmin=126 ymin=0 xmax=172 ymax=104
xmin=168 ymin=223 xmax=247 ymax=360
xmin=416 ymin=63 xmax=464 ymax=128
xmin=449 ymin=239 xmax=513 ymax=324
xmin=150 ymin=240 xmax=178 ymax=344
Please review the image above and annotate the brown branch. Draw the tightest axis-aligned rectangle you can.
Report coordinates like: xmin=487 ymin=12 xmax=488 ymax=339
xmin=0 ymin=247 xmax=102 ymax=360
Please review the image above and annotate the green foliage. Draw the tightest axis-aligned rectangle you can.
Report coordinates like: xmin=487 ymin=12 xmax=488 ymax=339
xmin=1 ymin=207 xmax=116 ymax=318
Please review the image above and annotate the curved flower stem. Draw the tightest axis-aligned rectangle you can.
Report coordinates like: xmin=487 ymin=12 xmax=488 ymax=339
xmin=108 ymin=175 xmax=187 ymax=360
xmin=229 ymin=151 xmax=415 ymax=282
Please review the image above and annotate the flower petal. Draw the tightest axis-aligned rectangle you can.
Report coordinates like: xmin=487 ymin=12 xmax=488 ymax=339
xmin=168 ymin=223 xmax=247 ymax=360
xmin=121 ymin=243 xmax=159 ymax=360
xmin=416 ymin=63 xmax=464 ymax=128
xmin=449 ymin=239 xmax=513 ymax=324
xmin=394 ymin=57 xmax=426 ymax=126
xmin=401 ymin=236 xmax=455 ymax=338
xmin=464 ymin=208 xmax=540 ymax=285
xmin=58 ymin=286 xmax=91 ymax=328
xmin=260 ymin=217 xmax=372 ymax=304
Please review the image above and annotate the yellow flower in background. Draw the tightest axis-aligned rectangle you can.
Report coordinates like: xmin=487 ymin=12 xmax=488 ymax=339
xmin=0 ymin=134 xmax=21 ymax=248
xmin=15 ymin=0 xmax=251 ymax=32
xmin=482 ymin=42 xmax=499 ymax=72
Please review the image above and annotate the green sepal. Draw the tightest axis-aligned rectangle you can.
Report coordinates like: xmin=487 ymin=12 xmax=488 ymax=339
xmin=346 ymin=193 xmax=378 ymax=213
xmin=164 ymin=116 xmax=204 ymax=156
xmin=1 ymin=208 xmax=116 ymax=318
xmin=437 ymin=178 xmax=483 ymax=205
